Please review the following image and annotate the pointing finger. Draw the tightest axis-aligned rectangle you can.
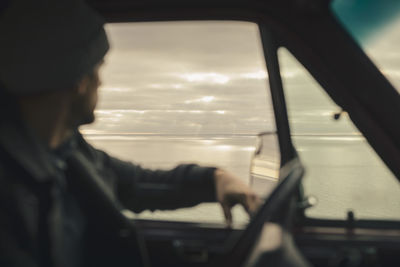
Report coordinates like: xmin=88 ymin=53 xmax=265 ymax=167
xmin=222 ymin=204 xmax=233 ymax=227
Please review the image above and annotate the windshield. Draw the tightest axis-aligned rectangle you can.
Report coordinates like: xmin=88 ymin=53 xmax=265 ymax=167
xmin=279 ymin=48 xmax=400 ymax=220
xmin=332 ymin=0 xmax=400 ymax=93
xmin=283 ymin=0 xmax=400 ymax=220
xmin=278 ymin=0 xmax=400 ymax=220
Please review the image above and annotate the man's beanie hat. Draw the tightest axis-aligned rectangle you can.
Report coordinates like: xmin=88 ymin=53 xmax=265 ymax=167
xmin=0 ymin=0 xmax=109 ymax=94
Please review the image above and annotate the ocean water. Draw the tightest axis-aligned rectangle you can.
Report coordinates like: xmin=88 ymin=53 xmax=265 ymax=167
xmin=84 ymin=134 xmax=400 ymax=227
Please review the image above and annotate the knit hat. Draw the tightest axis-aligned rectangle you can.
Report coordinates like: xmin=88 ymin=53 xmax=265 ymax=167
xmin=0 ymin=0 xmax=109 ymax=94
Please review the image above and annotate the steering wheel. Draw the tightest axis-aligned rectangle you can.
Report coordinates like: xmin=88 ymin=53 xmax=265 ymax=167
xmin=212 ymin=158 xmax=305 ymax=267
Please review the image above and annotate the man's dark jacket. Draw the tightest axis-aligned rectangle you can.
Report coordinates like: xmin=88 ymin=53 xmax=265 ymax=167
xmin=0 ymin=91 xmax=216 ymax=267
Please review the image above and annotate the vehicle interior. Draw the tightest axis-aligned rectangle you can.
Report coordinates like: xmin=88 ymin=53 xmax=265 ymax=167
xmin=26 ymin=0 xmax=400 ymax=266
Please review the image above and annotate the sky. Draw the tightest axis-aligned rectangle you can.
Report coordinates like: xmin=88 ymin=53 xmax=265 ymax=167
xmin=81 ymin=18 xmax=400 ymax=138
xmin=81 ymin=21 xmax=275 ymax=136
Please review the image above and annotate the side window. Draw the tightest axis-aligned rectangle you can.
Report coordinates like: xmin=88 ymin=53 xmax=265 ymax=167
xmin=278 ymin=48 xmax=400 ymax=220
xmin=81 ymin=21 xmax=277 ymax=226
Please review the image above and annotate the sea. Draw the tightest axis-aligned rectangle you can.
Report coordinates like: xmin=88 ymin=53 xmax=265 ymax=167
xmin=84 ymin=134 xmax=400 ymax=228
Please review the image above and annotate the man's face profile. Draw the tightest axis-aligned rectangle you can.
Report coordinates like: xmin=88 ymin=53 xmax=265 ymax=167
xmin=70 ymin=61 xmax=103 ymax=127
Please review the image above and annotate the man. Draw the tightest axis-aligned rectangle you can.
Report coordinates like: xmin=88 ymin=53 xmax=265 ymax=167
xmin=0 ymin=0 xmax=260 ymax=266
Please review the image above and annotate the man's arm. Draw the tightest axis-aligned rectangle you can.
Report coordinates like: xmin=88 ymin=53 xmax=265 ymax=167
xmin=108 ymin=155 xmax=261 ymax=225
xmin=81 ymin=136 xmax=260 ymax=224
xmin=107 ymin=155 xmax=217 ymax=213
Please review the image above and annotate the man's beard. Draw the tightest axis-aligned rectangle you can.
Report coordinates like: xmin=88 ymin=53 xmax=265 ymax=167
xmin=77 ymin=111 xmax=95 ymax=126
xmin=68 ymin=94 xmax=96 ymax=129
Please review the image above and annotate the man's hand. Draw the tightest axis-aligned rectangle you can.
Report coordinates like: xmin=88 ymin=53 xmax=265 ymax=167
xmin=214 ymin=169 xmax=262 ymax=227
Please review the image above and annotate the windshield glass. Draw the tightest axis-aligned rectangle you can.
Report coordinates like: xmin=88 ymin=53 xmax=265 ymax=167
xmin=279 ymin=48 xmax=400 ymax=220
xmin=332 ymin=0 xmax=400 ymax=93
xmin=283 ymin=0 xmax=400 ymax=220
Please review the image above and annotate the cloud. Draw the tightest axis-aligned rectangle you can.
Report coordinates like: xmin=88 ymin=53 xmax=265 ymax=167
xmin=83 ymin=21 xmax=276 ymax=136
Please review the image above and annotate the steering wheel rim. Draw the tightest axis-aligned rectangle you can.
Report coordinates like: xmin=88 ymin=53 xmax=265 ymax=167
xmin=213 ymin=158 xmax=304 ymax=267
